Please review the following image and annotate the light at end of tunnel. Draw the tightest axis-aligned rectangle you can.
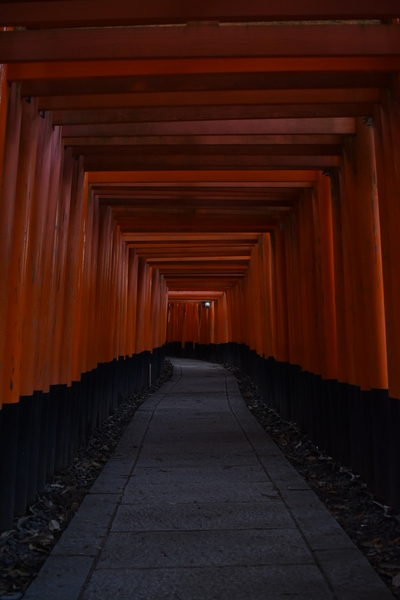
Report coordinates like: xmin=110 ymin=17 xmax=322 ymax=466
xmin=204 ymin=301 xmax=211 ymax=308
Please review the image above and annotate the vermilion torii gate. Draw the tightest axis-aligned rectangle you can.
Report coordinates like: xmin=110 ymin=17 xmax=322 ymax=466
xmin=0 ymin=2 xmax=400 ymax=529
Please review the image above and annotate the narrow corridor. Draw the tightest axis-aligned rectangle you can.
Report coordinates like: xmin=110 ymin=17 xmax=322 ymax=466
xmin=24 ymin=360 xmax=391 ymax=600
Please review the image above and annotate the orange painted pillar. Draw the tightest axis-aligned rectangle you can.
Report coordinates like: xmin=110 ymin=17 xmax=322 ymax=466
xmin=149 ymin=268 xmax=161 ymax=350
xmin=329 ymin=169 xmax=357 ymax=385
xmin=127 ymin=249 xmax=139 ymax=355
xmin=0 ymin=83 xmax=22 ymax=406
xmin=71 ymin=170 xmax=89 ymax=382
xmin=19 ymin=114 xmax=55 ymax=395
xmin=338 ymin=118 xmax=387 ymax=391
xmin=160 ymin=278 xmax=168 ymax=347
xmin=250 ymin=238 xmax=264 ymax=355
xmin=284 ymin=208 xmax=302 ymax=367
xmin=120 ymin=242 xmax=130 ymax=357
xmin=95 ymin=205 xmax=114 ymax=365
xmin=214 ymin=294 xmax=229 ymax=344
xmin=84 ymin=196 xmax=100 ymax=370
xmin=49 ymin=147 xmax=74 ymax=385
xmin=59 ymin=157 xmax=87 ymax=385
xmin=0 ymin=64 xmax=8 ymax=187
xmin=312 ymin=173 xmax=338 ymax=380
xmin=35 ymin=125 xmax=64 ymax=392
xmin=297 ymin=191 xmax=322 ymax=375
xmin=270 ymin=227 xmax=289 ymax=363
xmin=2 ymin=96 xmax=39 ymax=404
xmin=135 ymin=258 xmax=150 ymax=353
xmin=77 ymin=190 xmax=98 ymax=373
xmin=209 ymin=301 xmax=215 ymax=344
xmin=259 ymin=233 xmax=276 ymax=358
xmin=374 ymin=86 xmax=400 ymax=399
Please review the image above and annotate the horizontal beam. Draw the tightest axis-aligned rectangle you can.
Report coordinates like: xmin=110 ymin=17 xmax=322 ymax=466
xmin=152 ymin=259 xmax=251 ymax=266
xmin=98 ymin=201 xmax=296 ymax=210
xmin=123 ymin=232 xmax=261 ymax=241
xmin=166 ymin=281 xmax=241 ymax=290
xmin=168 ymin=295 xmax=225 ymax=301
xmin=2 ymin=25 xmax=400 ymax=63
xmin=111 ymin=205 xmax=289 ymax=216
xmin=116 ymin=215 xmax=278 ymax=231
xmin=94 ymin=182 xmax=312 ymax=190
xmin=88 ymin=170 xmax=320 ymax=183
xmin=39 ymin=88 xmax=381 ymax=110
xmin=83 ymin=154 xmax=340 ymax=170
xmin=74 ymin=144 xmax=341 ymax=157
xmin=8 ymin=58 xmax=400 ymax=83
xmin=94 ymin=187 xmax=299 ymax=199
xmin=1 ymin=0 xmax=398 ymax=28
xmin=140 ymin=249 xmax=254 ymax=259
xmin=64 ymin=118 xmax=356 ymax=137
xmin=64 ymin=134 xmax=345 ymax=146
xmin=168 ymin=293 xmax=225 ymax=300
xmin=21 ymin=72 xmax=390 ymax=96
xmin=52 ymin=103 xmax=372 ymax=125
xmin=132 ymin=240 xmax=256 ymax=247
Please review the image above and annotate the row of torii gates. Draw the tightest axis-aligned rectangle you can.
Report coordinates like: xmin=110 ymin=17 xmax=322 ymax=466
xmin=1 ymin=2 xmax=400 ymax=529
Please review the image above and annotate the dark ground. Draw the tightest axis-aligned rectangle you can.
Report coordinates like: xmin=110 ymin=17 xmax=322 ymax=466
xmin=1 ymin=359 xmax=399 ymax=598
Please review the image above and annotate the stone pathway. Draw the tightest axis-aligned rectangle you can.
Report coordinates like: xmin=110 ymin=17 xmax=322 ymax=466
xmin=23 ymin=358 xmax=393 ymax=599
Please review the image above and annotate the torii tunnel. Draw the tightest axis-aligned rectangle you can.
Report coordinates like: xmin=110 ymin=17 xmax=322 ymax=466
xmin=1 ymin=2 xmax=400 ymax=531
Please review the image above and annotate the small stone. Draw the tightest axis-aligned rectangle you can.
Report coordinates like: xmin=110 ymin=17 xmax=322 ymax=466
xmin=48 ymin=520 xmax=60 ymax=532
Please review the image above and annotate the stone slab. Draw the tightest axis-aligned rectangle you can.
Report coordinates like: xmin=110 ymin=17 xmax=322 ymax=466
xmin=129 ymin=464 xmax=270 ymax=484
xmin=90 ymin=473 xmax=129 ymax=494
xmin=122 ymin=480 xmax=278 ymax=504
xmin=23 ymin=556 xmax=94 ymax=600
xmin=71 ymin=493 xmax=120 ymax=529
xmin=259 ymin=455 xmax=312 ymax=488
xmin=143 ymin=430 xmax=249 ymax=445
xmin=289 ymin=505 xmax=356 ymax=551
xmin=81 ymin=565 xmax=333 ymax=600
xmin=315 ymin=547 xmax=394 ymax=599
xmin=139 ymin=440 xmax=253 ymax=455
xmin=51 ymin=528 xmax=105 ymax=557
xmin=96 ymin=528 xmax=314 ymax=569
xmin=136 ymin=452 xmax=259 ymax=468
xmin=111 ymin=500 xmax=294 ymax=531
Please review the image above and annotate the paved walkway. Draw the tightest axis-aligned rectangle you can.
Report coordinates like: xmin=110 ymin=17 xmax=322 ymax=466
xmin=24 ymin=358 xmax=393 ymax=599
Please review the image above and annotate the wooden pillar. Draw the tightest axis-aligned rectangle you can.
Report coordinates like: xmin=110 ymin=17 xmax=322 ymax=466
xmin=135 ymin=257 xmax=150 ymax=353
xmin=374 ymin=87 xmax=400 ymax=399
xmin=270 ymin=227 xmax=289 ymax=363
xmin=0 ymin=83 xmax=22 ymax=406
xmin=127 ymin=249 xmax=139 ymax=355
xmin=284 ymin=208 xmax=302 ymax=367
xmin=2 ymin=96 xmax=40 ymax=404
xmin=49 ymin=147 xmax=74 ymax=385
xmin=330 ymin=169 xmax=357 ymax=385
xmin=0 ymin=64 xmax=8 ymax=187
xmin=60 ymin=157 xmax=87 ymax=385
xmin=339 ymin=118 xmax=387 ymax=391
xmin=312 ymin=173 xmax=338 ymax=380
xmin=19 ymin=113 xmax=55 ymax=395
xmin=30 ymin=122 xmax=63 ymax=393
xmin=259 ymin=233 xmax=275 ymax=358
